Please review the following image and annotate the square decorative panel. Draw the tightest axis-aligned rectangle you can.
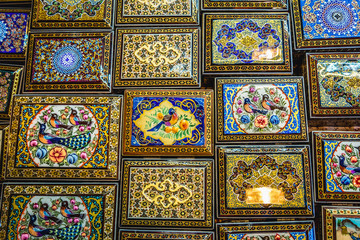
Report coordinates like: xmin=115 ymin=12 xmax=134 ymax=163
xmin=216 ymin=77 xmax=308 ymax=143
xmin=0 ymin=65 xmax=22 ymax=119
xmin=0 ymin=183 xmax=117 ymax=240
xmin=313 ymin=131 xmax=360 ymax=202
xmin=24 ymin=32 xmax=112 ymax=92
xmin=203 ymin=13 xmax=292 ymax=74
xmin=114 ymin=28 xmax=200 ymax=88
xmin=120 ymin=159 xmax=213 ymax=228
xmin=202 ymin=0 xmax=287 ymax=10
xmin=217 ymin=221 xmax=316 ymax=240
xmin=307 ymin=53 xmax=360 ymax=117
xmin=5 ymin=95 xmax=122 ymax=180
xmin=119 ymin=230 xmax=214 ymax=239
xmin=31 ymin=0 xmax=113 ymax=28
xmin=122 ymin=90 xmax=213 ymax=156
xmin=217 ymin=146 xmax=313 ymax=218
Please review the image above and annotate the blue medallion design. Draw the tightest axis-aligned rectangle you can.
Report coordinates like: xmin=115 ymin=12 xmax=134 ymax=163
xmin=52 ymin=46 xmax=83 ymax=75
xmin=0 ymin=21 xmax=7 ymax=43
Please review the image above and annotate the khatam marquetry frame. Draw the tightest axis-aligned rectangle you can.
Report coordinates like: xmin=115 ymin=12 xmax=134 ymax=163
xmin=202 ymin=0 xmax=287 ymax=10
xmin=119 ymin=230 xmax=214 ymax=239
xmin=203 ymin=12 xmax=292 ymax=75
xmin=23 ymin=32 xmax=112 ymax=93
xmin=307 ymin=52 xmax=360 ymax=118
xmin=4 ymin=94 xmax=122 ymax=180
xmin=122 ymin=89 xmax=213 ymax=156
xmin=120 ymin=159 xmax=214 ymax=229
xmin=215 ymin=77 xmax=308 ymax=143
xmin=0 ymin=125 xmax=8 ymax=181
xmin=114 ymin=28 xmax=200 ymax=88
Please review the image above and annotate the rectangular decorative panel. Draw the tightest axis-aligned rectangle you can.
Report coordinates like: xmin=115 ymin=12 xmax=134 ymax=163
xmin=0 ymin=183 xmax=117 ymax=240
xmin=120 ymin=230 xmax=214 ymax=239
xmin=217 ymin=221 xmax=316 ymax=240
xmin=307 ymin=53 xmax=360 ymax=117
xmin=203 ymin=13 xmax=292 ymax=74
xmin=217 ymin=146 xmax=313 ymax=218
xmin=122 ymin=90 xmax=213 ymax=156
xmin=216 ymin=77 xmax=308 ymax=142
xmin=114 ymin=28 xmax=200 ymax=88
xmin=202 ymin=0 xmax=287 ymax=10
xmin=5 ymin=95 xmax=122 ymax=180
xmin=0 ymin=65 xmax=22 ymax=119
xmin=0 ymin=125 xmax=8 ymax=181
xmin=24 ymin=32 xmax=112 ymax=92
xmin=313 ymin=131 xmax=360 ymax=202
xmin=120 ymin=159 xmax=213 ymax=228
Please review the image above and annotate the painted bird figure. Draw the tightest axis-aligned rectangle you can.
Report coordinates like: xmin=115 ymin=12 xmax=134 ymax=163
xmin=38 ymin=123 xmax=91 ymax=150
xmin=261 ymin=94 xmax=287 ymax=111
xmin=244 ymin=98 xmax=268 ymax=115
xmin=61 ymin=201 xmax=86 ymax=219
xmin=339 ymin=154 xmax=360 ymax=174
xmin=148 ymin=108 xmax=179 ymax=132
xmin=39 ymin=203 xmax=62 ymax=224
xmin=70 ymin=109 xmax=92 ymax=126
xmin=50 ymin=113 xmax=73 ymax=130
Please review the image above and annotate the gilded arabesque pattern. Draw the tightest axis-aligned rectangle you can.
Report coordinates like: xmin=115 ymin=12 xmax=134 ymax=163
xmin=0 ymin=65 xmax=21 ymax=119
xmin=120 ymin=231 xmax=214 ymax=239
xmin=202 ymin=0 xmax=287 ymax=10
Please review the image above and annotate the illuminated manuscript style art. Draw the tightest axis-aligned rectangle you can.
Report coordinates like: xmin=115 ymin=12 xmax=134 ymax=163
xmin=24 ymin=32 xmax=112 ymax=92
xmin=3 ymin=95 xmax=122 ymax=180
xmin=120 ymin=230 xmax=214 ymax=239
xmin=122 ymin=90 xmax=213 ymax=156
xmin=314 ymin=131 xmax=360 ymax=202
xmin=0 ymin=65 xmax=22 ymax=119
xmin=216 ymin=77 xmax=307 ymax=142
xmin=120 ymin=160 xmax=213 ymax=228
xmin=308 ymin=53 xmax=360 ymax=117
xmin=202 ymin=0 xmax=287 ymax=10
xmin=0 ymin=183 xmax=117 ymax=240
xmin=204 ymin=13 xmax=292 ymax=74
xmin=114 ymin=28 xmax=199 ymax=88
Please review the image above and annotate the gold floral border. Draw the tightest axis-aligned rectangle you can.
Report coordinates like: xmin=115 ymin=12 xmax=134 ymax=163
xmin=0 ymin=125 xmax=9 ymax=181
xmin=5 ymin=95 xmax=122 ymax=180
xmin=0 ymin=65 xmax=22 ymax=119
xmin=202 ymin=0 xmax=287 ymax=9
xmin=122 ymin=90 xmax=213 ymax=156
xmin=120 ymin=230 xmax=214 ymax=239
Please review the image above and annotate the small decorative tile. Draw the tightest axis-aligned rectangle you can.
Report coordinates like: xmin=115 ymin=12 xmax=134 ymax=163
xmin=0 ymin=64 xmax=22 ymax=119
xmin=202 ymin=0 xmax=287 ymax=10
xmin=120 ymin=159 xmax=213 ymax=228
xmin=5 ymin=95 xmax=122 ymax=180
xmin=120 ymin=230 xmax=214 ymax=239
xmin=217 ymin=221 xmax=316 ymax=240
xmin=114 ymin=28 xmax=199 ymax=88
xmin=0 ymin=183 xmax=117 ymax=240
xmin=31 ymin=0 xmax=113 ymax=28
xmin=313 ymin=131 xmax=360 ymax=202
xmin=204 ymin=13 xmax=292 ymax=74
xmin=24 ymin=32 xmax=112 ymax=92
xmin=292 ymin=0 xmax=360 ymax=49
xmin=308 ymin=53 xmax=360 ymax=117
xmin=216 ymin=77 xmax=308 ymax=142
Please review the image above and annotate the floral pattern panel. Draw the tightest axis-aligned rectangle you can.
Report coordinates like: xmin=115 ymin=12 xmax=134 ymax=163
xmin=0 ymin=65 xmax=21 ymax=119
xmin=120 ymin=230 xmax=214 ymax=239
xmin=202 ymin=0 xmax=287 ymax=10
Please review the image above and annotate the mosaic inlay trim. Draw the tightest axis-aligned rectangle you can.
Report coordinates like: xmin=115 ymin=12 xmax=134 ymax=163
xmin=114 ymin=28 xmax=199 ymax=88
xmin=0 ymin=65 xmax=21 ymax=119
xmin=5 ymin=95 xmax=122 ymax=180
xmin=314 ymin=131 xmax=360 ymax=202
xmin=0 ymin=183 xmax=117 ymax=240
xmin=202 ymin=0 xmax=287 ymax=9
xmin=0 ymin=125 xmax=8 ymax=181
xmin=120 ymin=160 xmax=213 ymax=228
xmin=204 ymin=13 xmax=292 ymax=73
xmin=25 ymin=32 xmax=111 ymax=92
xmin=308 ymin=53 xmax=360 ymax=117
xmin=120 ymin=230 xmax=214 ymax=239
xmin=123 ymin=90 xmax=213 ymax=156
xmin=216 ymin=77 xmax=307 ymax=142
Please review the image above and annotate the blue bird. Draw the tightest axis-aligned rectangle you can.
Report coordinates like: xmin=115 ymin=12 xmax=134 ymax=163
xmin=339 ymin=154 xmax=360 ymax=174
xmin=148 ymin=108 xmax=179 ymax=132
xmin=243 ymin=98 xmax=268 ymax=115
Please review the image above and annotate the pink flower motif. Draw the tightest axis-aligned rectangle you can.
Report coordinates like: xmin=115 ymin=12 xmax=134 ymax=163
xmin=21 ymin=233 xmax=29 ymax=240
xmin=47 ymin=109 xmax=51 ymax=114
xmin=68 ymin=218 xmax=73 ymax=223
xmin=249 ymin=87 xmax=255 ymax=93
xmin=73 ymin=205 xmax=79 ymax=211
xmin=252 ymin=96 xmax=259 ymax=102
xmin=83 ymin=114 xmax=88 ymax=120
xmin=80 ymin=152 xmax=87 ymax=159
xmin=79 ymin=126 xmax=85 ymax=132
xmin=87 ymin=126 xmax=91 ymax=130
xmin=80 ymin=110 xmax=85 ymax=114
xmin=33 ymin=203 xmax=39 ymax=209
xmin=336 ymin=171 xmax=342 ymax=177
xmin=30 ymin=140 xmax=38 ymax=147
xmin=43 ymin=115 xmax=49 ymax=121
xmin=237 ymin=100 xmax=242 ymax=105
xmin=70 ymin=199 xmax=76 ymax=205
xmin=333 ymin=163 xmax=337 ymax=167
xmin=237 ymin=108 xmax=242 ymax=114
xmin=74 ymin=218 xmax=79 ymax=224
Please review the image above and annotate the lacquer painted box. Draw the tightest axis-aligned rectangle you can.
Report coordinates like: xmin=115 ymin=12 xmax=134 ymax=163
xmin=24 ymin=32 xmax=112 ymax=92
xmin=4 ymin=95 xmax=122 ymax=180
xmin=203 ymin=13 xmax=292 ymax=74
xmin=114 ymin=28 xmax=200 ymax=88
xmin=307 ymin=53 xmax=360 ymax=117
xmin=31 ymin=0 xmax=113 ymax=28
xmin=120 ymin=159 xmax=214 ymax=228
xmin=292 ymin=0 xmax=360 ymax=49
xmin=119 ymin=230 xmax=214 ymax=239
xmin=322 ymin=206 xmax=360 ymax=240
xmin=122 ymin=90 xmax=213 ymax=156
xmin=313 ymin=131 xmax=360 ymax=202
xmin=216 ymin=77 xmax=308 ymax=142
xmin=202 ymin=0 xmax=287 ymax=10
xmin=0 ymin=183 xmax=118 ymax=240
xmin=217 ymin=221 xmax=316 ymax=240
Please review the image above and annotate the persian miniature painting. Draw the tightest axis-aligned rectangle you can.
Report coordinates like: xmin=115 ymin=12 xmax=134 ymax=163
xmin=0 ymin=65 xmax=21 ymax=119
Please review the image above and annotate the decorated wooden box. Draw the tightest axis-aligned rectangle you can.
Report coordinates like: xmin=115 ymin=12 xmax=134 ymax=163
xmin=0 ymin=183 xmax=118 ymax=240
xmin=322 ymin=206 xmax=360 ymax=240
xmin=292 ymin=0 xmax=360 ymax=49
xmin=120 ymin=159 xmax=214 ymax=229
xmin=4 ymin=95 xmax=122 ymax=180
xmin=122 ymin=90 xmax=213 ymax=156
xmin=203 ymin=13 xmax=292 ymax=74
xmin=217 ymin=221 xmax=316 ymax=240
xmin=217 ymin=145 xmax=313 ymax=218
xmin=307 ymin=52 xmax=360 ymax=117
xmin=119 ymin=230 xmax=214 ymax=239
xmin=31 ymin=0 xmax=113 ymax=28
xmin=313 ymin=131 xmax=360 ymax=202
xmin=216 ymin=77 xmax=308 ymax=143
xmin=0 ymin=125 xmax=8 ymax=181
xmin=24 ymin=32 xmax=112 ymax=93
xmin=114 ymin=28 xmax=200 ymax=88
xmin=202 ymin=0 xmax=287 ymax=10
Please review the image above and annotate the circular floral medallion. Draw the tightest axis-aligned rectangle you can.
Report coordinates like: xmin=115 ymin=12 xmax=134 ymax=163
xmin=52 ymin=46 xmax=83 ymax=75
